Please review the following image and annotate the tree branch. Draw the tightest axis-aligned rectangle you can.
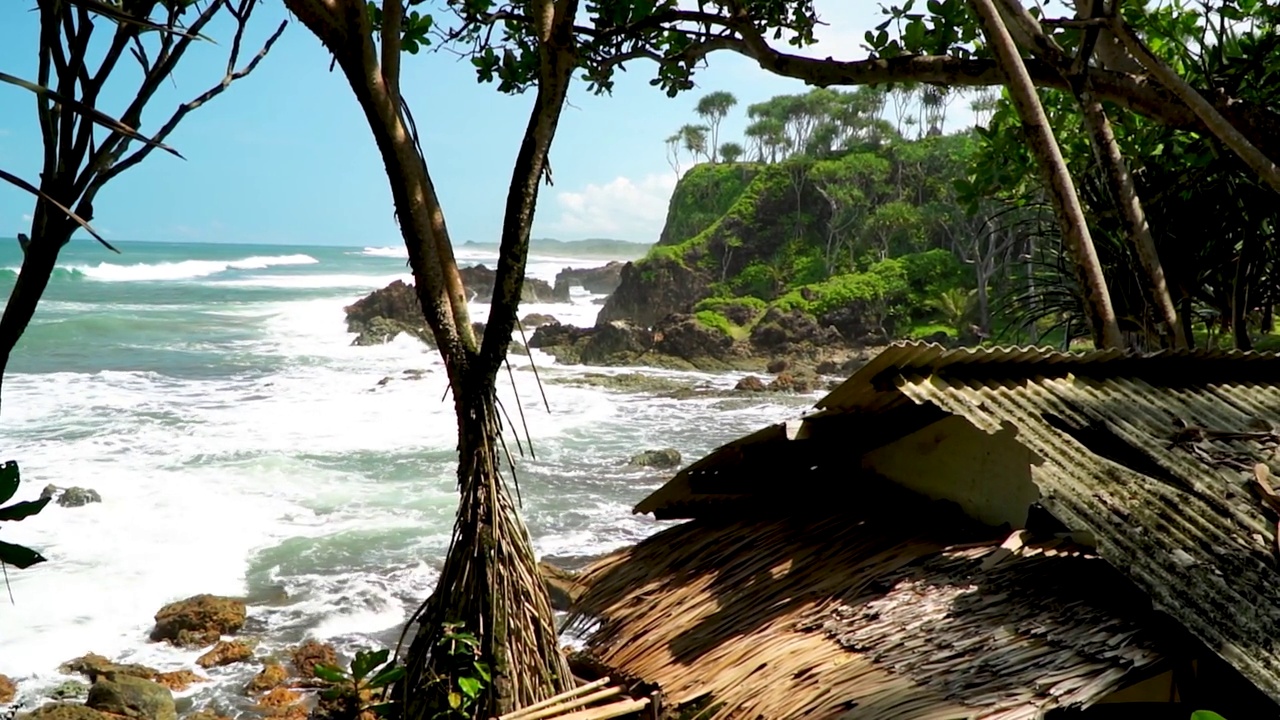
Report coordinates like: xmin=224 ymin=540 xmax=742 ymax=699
xmin=90 ymin=18 xmax=288 ymax=193
xmin=1110 ymin=17 xmax=1280 ymax=196
xmin=381 ymin=0 xmax=403 ymax=107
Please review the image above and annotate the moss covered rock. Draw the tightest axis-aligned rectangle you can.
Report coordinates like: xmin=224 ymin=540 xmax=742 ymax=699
xmin=86 ymin=675 xmax=176 ymax=720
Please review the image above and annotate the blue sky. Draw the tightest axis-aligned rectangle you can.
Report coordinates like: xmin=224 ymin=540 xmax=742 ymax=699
xmin=0 ymin=2 xmax=974 ymax=248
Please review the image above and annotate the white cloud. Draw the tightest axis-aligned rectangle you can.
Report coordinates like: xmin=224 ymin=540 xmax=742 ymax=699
xmin=542 ymin=173 xmax=678 ymax=242
xmin=20 ymin=214 xmax=31 ymax=222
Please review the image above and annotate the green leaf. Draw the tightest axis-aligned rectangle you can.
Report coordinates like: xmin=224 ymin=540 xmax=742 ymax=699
xmin=0 ymin=540 xmax=46 ymax=569
xmin=0 ymin=461 xmax=18 ymax=505
xmin=352 ymin=649 xmax=390 ymax=682
xmin=1191 ymin=712 xmax=1228 ymax=720
xmin=457 ymin=676 xmax=481 ymax=699
xmin=0 ymin=498 xmax=50 ymax=522
xmin=368 ymin=703 xmax=398 ymax=718
xmin=313 ymin=664 xmax=349 ymax=684
xmin=366 ymin=665 xmax=406 ymax=689
xmin=447 ymin=691 xmax=462 ymax=710
xmin=472 ymin=661 xmax=490 ymax=683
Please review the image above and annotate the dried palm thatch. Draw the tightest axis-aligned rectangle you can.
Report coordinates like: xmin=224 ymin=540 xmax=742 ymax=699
xmin=398 ymin=390 xmax=572 ymax=717
xmin=567 ymin=515 xmax=1165 ymax=720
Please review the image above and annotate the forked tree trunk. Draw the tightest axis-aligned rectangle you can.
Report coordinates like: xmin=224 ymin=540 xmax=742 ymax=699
xmin=970 ymin=0 xmax=1124 ymax=349
xmin=284 ymin=0 xmax=577 ymax=716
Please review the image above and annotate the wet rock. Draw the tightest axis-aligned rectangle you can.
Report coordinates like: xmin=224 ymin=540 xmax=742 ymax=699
xmin=153 ymin=672 xmax=206 ymax=694
xmin=48 ymin=681 xmax=89 ymax=700
xmin=0 ymin=674 xmax=15 ymax=704
xmin=548 ymin=372 xmax=694 ymax=396
xmin=196 ymin=640 xmax=255 ymax=669
xmin=39 ymin=485 xmax=102 ymax=508
xmin=628 ymin=449 xmax=682 ymax=469
xmin=527 ymin=322 xmax=590 ymax=350
xmin=344 ymin=281 xmax=432 ymax=347
xmin=734 ymin=375 xmax=767 ymax=392
xmin=815 ymin=359 xmax=840 ymax=375
xmin=182 ymin=711 xmax=231 ymax=720
xmin=150 ymin=595 xmax=246 ymax=648
xmin=538 ymin=561 xmax=585 ymax=612
xmin=457 ymin=265 xmax=555 ymax=304
xmin=60 ymin=654 xmax=158 ymax=682
xmin=245 ymin=665 xmax=288 ymax=695
xmin=289 ymin=640 xmax=337 ymax=679
xmin=520 ymin=313 xmax=559 ymax=328
xmin=652 ymin=314 xmax=733 ymax=362
xmin=552 ymin=262 xmax=624 ymax=302
xmin=766 ymin=358 xmax=790 ymax=374
xmin=578 ymin=322 xmax=652 ymax=364
xmin=255 ymin=688 xmax=308 ymax=720
xmin=767 ymin=372 xmax=815 ymax=394
xmin=22 ymin=704 xmax=113 ymax=720
xmin=598 ymin=259 xmax=710 ymax=328
xmin=86 ymin=675 xmax=176 ymax=720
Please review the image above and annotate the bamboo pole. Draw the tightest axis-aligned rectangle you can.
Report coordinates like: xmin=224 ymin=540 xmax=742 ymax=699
xmin=498 ymin=678 xmax=613 ymax=720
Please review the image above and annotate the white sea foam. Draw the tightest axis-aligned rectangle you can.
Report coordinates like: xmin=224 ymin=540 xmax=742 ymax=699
xmin=0 ymin=248 xmax=813 ymax=709
xmin=358 ymin=246 xmax=408 ymax=259
xmin=67 ymin=254 xmax=319 ymax=282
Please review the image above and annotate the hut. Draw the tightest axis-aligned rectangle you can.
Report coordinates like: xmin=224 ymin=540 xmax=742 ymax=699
xmin=566 ymin=343 xmax=1280 ymax=719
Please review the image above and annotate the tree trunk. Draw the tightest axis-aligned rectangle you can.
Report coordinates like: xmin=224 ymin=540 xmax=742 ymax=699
xmin=1076 ymin=91 xmax=1186 ymax=349
xmin=1233 ymin=237 xmax=1254 ymax=350
xmin=1181 ymin=296 xmax=1195 ymax=349
xmin=0 ymin=207 xmax=76 ymax=389
xmin=969 ymin=0 xmax=1124 ymax=349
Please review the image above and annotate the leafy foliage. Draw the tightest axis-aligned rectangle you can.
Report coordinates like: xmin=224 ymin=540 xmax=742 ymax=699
xmin=314 ymin=648 xmax=406 ymax=720
xmin=0 ymin=461 xmax=49 ymax=571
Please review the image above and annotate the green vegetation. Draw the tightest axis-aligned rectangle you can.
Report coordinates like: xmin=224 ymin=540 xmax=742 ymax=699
xmin=638 ymin=88 xmax=986 ymax=342
xmin=0 ymin=460 xmax=48 ymax=572
xmin=314 ymin=648 xmax=406 ymax=719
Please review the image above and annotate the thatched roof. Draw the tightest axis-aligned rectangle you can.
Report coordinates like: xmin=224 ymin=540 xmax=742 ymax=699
xmin=633 ymin=342 xmax=1280 ymax=704
xmin=568 ymin=513 xmax=1165 ymax=719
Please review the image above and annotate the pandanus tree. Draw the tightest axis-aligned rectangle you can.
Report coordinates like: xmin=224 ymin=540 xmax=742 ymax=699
xmin=278 ymin=0 xmax=830 ymax=715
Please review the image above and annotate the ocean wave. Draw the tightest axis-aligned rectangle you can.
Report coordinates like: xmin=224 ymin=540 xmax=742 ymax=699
xmin=0 ymin=254 xmax=321 ymax=283
xmin=215 ymin=273 xmax=410 ymax=290
xmin=357 ymin=246 xmax=408 ymax=259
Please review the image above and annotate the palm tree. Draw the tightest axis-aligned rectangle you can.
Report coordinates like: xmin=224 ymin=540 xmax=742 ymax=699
xmin=720 ymin=141 xmax=745 ymax=163
xmin=695 ymin=90 xmax=738 ymax=162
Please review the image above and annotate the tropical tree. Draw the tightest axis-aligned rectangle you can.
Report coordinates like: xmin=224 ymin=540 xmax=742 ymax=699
xmin=0 ymin=2 xmax=285 ymax=406
xmin=720 ymin=141 xmax=744 ymax=163
xmin=695 ymin=90 xmax=737 ymax=162
xmin=279 ymin=0 xmax=829 ymax=716
xmin=665 ymin=131 xmax=683 ymax=176
xmin=679 ymin=123 xmax=710 ymax=163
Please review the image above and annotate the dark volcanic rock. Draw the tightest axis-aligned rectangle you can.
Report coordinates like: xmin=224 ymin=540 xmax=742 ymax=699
xmin=749 ymin=307 xmax=843 ymax=356
xmin=552 ymin=262 xmax=624 ymax=302
xmin=346 ymin=275 xmax=553 ymax=347
xmin=521 ymin=313 xmax=559 ymax=327
xmin=653 ymin=314 xmax=733 ymax=361
xmin=579 ymin=322 xmax=653 ymax=364
xmin=597 ymin=259 xmax=710 ymax=328
xmin=735 ymin=375 xmax=767 ymax=392
xmin=458 ymin=265 xmax=555 ymax=304
xmin=344 ymin=280 xmax=431 ymax=346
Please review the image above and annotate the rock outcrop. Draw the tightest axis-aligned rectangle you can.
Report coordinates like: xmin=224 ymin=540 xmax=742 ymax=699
xmin=23 ymin=704 xmax=112 ymax=720
xmin=86 ymin=675 xmax=176 ymax=720
xmin=552 ymin=262 xmax=624 ymax=301
xmin=520 ymin=313 xmax=559 ymax=327
xmin=289 ymin=640 xmax=337 ymax=679
xmin=150 ymin=595 xmax=246 ymax=648
xmin=40 ymin=485 xmax=101 ymax=508
xmin=0 ymin=674 xmax=15 ymax=704
xmin=596 ymin=259 xmax=710 ymax=329
xmin=245 ymin=665 xmax=288 ymax=694
xmin=344 ymin=280 xmax=431 ymax=347
xmin=195 ymin=640 xmax=255 ymax=669
xmin=458 ymin=265 xmax=555 ymax=304
xmin=627 ymin=449 xmax=682 ymax=469
xmin=60 ymin=654 xmax=158 ymax=682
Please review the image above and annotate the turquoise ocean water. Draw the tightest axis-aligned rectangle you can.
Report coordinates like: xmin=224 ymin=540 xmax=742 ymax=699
xmin=0 ymin=239 xmax=812 ymax=711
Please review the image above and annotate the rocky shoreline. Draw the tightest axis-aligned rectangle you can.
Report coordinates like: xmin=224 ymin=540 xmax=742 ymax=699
xmin=1 ymin=566 xmax=593 ymax=720
xmin=343 ymin=262 xmax=883 ymax=392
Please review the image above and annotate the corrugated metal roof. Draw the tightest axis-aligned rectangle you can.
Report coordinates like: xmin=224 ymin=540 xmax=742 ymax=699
xmin=633 ymin=341 xmax=1280 ymax=703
